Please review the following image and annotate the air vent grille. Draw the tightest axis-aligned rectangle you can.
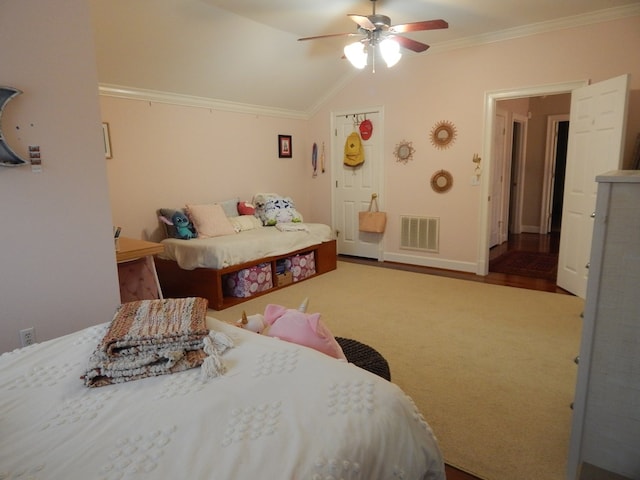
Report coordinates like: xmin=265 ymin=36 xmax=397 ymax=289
xmin=400 ymin=216 xmax=439 ymax=252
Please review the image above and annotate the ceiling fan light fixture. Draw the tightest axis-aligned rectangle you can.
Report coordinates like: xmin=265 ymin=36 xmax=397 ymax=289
xmin=380 ymin=38 xmax=401 ymax=68
xmin=344 ymin=41 xmax=367 ymax=69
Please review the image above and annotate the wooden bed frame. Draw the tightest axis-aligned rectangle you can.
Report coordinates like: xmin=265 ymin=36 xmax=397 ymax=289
xmin=154 ymin=239 xmax=337 ymax=310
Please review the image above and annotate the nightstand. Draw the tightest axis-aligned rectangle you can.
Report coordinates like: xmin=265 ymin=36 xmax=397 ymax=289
xmin=116 ymin=237 xmax=165 ymax=303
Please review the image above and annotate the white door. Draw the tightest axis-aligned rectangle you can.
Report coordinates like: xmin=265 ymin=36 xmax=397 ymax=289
xmin=332 ymin=109 xmax=383 ymax=260
xmin=557 ymin=74 xmax=629 ymax=298
xmin=490 ymin=110 xmax=508 ymax=247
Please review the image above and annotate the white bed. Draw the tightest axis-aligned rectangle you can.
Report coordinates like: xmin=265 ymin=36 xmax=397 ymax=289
xmin=0 ymin=316 xmax=445 ymax=479
xmin=160 ymin=223 xmax=333 ymax=270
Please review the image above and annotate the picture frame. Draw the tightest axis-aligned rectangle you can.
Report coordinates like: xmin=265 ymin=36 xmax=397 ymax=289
xmin=102 ymin=122 xmax=112 ymax=159
xmin=278 ymin=134 xmax=292 ymax=158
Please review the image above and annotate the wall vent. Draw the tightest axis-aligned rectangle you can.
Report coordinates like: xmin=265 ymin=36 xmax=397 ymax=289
xmin=400 ymin=216 xmax=439 ymax=252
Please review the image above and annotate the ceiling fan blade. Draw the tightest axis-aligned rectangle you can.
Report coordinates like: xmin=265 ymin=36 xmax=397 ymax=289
xmin=298 ymin=32 xmax=360 ymax=42
xmin=348 ymin=14 xmax=376 ymax=31
xmin=390 ymin=19 xmax=448 ymax=34
xmin=394 ymin=36 xmax=430 ymax=53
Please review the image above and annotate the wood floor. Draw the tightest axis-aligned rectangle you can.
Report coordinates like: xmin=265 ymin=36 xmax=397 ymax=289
xmin=340 ymin=232 xmax=570 ymax=296
xmin=339 ymin=232 xmax=571 ymax=480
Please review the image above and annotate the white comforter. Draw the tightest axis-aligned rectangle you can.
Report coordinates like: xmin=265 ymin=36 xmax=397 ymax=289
xmin=160 ymin=223 xmax=334 ymax=270
xmin=0 ymin=317 xmax=445 ymax=480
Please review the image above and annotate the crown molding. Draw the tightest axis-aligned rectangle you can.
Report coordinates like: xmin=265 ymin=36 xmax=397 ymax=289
xmin=98 ymin=84 xmax=309 ymax=120
xmin=99 ymin=5 xmax=639 ymax=118
xmin=430 ymin=4 xmax=640 ymax=54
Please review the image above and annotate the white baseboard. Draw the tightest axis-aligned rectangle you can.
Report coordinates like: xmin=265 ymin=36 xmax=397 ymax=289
xmin=382 ymin=252 xmax=478 ymax=274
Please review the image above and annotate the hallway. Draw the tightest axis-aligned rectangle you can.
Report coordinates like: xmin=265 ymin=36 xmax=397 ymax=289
xmin=489 ymin=232 xmax=560 ymax=259
xmin=488 ymin=232 xmax=564 ymax=293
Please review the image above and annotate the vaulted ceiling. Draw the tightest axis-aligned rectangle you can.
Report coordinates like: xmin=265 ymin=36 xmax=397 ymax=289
xmin=90 ymin=0 xmax=640 ymax=114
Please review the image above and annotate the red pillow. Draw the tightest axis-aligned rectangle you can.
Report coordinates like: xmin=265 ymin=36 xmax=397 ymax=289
xmin=237 ymin=201 xmax=255 ymax=215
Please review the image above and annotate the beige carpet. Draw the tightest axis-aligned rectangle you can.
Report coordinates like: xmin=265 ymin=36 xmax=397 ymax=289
xmin=211 ymin=261 xmax=584 ymax=480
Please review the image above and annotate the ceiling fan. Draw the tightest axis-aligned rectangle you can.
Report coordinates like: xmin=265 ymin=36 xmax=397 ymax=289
xmin=298 ymin=0 xmax=448 ymax=70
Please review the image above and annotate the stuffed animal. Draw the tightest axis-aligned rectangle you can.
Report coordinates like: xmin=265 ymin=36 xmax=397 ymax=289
xmin=159 ymin=211 xmax=196 ymax=239
xmin=255 ymin=195 xmax=303 ymax=226
xmin=237 ymin=297 xmax=308 ymax=335
xmin=236 ymin=298 xmax=346 ymax=360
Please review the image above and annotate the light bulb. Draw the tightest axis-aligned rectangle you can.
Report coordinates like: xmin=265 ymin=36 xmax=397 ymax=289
xmin=344 ymin=42 xmax=367 ymax=69
xmin=380 ymin=38 xmax=401 ymax=68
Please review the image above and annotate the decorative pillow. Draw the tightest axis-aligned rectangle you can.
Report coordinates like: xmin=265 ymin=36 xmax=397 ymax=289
xmin=237 ymin=201 xmax=255 ymax=216
xmin=186 ymin=203 xmax=236 ymax=238
xmin=219 ymin=197 xmax=240 ymax=217
xmin=158 ymin=208 xmax=196 ymax=238
xmin=228 ymin=215 xmax=263 ymax=232
xmin=262 ymin=304 xmax=346 ymax=360
xmin=253 ymin=193 xmax=303 ymax=226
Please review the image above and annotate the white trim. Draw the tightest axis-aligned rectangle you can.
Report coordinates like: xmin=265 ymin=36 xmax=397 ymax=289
xmin=384 ymin=251 xmax=477 ymax=274
xmin=521 ymin=225 xmax=542 ymax=234
xmin=430 ymin=4 xmax=640 ymax=54
xmin=98 ymin=84 xmax=309 ymax=120
xmin=477 ymin=80 xmax=588 ymax=276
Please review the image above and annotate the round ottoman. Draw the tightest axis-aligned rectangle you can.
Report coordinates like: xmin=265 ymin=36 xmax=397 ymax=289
xmin=335 ymin=337 xmax=391 ymax=381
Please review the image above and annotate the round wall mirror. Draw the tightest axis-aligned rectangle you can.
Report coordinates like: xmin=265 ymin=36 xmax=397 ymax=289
xmin=430 ymin=121 xmax=457 ymax=149
xmin=430 ymin=170 xmax=453 ymax=193
xmin=394 ymin=140 xmax=415 ymax=164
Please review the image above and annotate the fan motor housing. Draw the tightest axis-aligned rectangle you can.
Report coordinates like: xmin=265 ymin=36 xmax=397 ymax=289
xmin=369 ymin=14 xmax=391 ymax=29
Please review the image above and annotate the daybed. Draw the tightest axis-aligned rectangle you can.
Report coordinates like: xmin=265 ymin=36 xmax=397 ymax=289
xmin=0 ymin=306 xmax=446 ymax=479
xmin=155 ymin=194 xmax=337 ymax=310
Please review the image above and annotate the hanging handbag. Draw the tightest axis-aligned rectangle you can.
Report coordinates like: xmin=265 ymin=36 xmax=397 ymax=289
xmin=358 ymin=194 xmax=387 ymax=233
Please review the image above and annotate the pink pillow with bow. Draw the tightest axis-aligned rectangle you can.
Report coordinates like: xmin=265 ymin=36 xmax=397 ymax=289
xmin=263 ymin=304 xmax=346 ymax=360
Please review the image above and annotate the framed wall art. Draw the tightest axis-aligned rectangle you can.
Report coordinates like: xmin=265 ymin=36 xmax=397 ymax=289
xmin=278 ymin=134 xmax=292 ymax=158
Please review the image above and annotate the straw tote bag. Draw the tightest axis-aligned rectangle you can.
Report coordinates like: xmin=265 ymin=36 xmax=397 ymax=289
xmin=358 ymin=194 xmax=387 ymax=233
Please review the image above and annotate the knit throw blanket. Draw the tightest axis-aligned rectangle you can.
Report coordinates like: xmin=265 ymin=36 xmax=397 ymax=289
xmin=83 ymin=297 xmax=233 ymax=387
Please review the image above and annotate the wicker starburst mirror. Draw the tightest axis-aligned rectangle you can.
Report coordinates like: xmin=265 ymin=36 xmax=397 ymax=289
xmin=430 ymin=120 xmax=457 ymax=149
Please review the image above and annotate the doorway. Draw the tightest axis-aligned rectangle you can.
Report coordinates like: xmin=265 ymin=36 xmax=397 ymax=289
xmin=549 ymin=120 xmax=569 ymax=233
xmin=331 ymin=107 xmax=385 ymax=260
xmin=478 ymin=81 xmax=586 ymax=277
xmin=489 ymin=98 xmax=570 ymax=279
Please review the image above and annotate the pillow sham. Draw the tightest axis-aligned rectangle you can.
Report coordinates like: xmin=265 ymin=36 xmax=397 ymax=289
xmin=219 ymin=197 xmax=240 ymax=217
xmin=186 ymin=203 xmax=236 ymax=238
xmin=228 ymin=215 xmax=263 ymax=232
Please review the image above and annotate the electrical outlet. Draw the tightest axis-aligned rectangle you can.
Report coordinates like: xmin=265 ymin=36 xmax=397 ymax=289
xmin=20 ymin=327 xmax=36 ymax=347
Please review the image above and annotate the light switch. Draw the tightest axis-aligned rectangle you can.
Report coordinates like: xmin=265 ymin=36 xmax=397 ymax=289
xmin=29 ymin=145 xmax=42 ymax=173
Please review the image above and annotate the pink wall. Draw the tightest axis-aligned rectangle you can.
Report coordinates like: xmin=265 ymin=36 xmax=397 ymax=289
xmin=0 ymin=0 xmax=120 ymax=352
xmin=104 ymin=15 xmax=640 ymax=270
xmin=102 ymin=97 xmax=312 ymax=241
xmin=310 ymin=15 xmax=640 ymax=266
